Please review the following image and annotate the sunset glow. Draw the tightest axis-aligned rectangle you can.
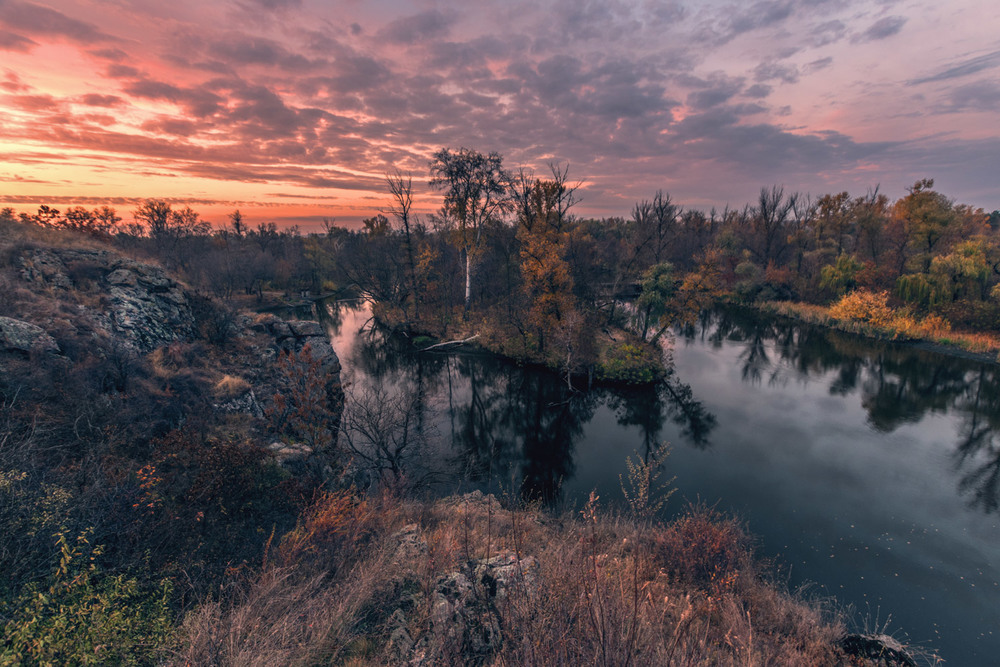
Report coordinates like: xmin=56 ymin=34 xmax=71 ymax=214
xmin=1 ymin=0 xmax=998 ymax=229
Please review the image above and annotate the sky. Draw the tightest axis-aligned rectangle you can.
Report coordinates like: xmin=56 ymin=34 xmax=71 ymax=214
xmin=1 ymin=0 xmax=998 ymax=230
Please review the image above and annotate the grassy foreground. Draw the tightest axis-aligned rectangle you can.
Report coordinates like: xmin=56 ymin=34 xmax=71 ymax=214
xmin=173 ymin=488 xmax=880 ymax=666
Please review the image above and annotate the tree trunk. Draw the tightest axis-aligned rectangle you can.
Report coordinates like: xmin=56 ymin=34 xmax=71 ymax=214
xmin=464 ymin=248 xmax=472 ymax=314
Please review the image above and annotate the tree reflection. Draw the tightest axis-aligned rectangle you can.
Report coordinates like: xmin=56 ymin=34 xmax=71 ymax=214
xmin=705 ymin=306 xmax=1000 ymax=514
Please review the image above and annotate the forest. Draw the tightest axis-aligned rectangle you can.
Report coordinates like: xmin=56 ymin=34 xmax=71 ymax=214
xmin=9 ymin=148 xmax=999 ymax=375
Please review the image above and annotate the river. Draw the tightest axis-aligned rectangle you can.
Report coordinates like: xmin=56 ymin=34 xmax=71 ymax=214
xmin=316 ymin=300 xmax=999 ymax=664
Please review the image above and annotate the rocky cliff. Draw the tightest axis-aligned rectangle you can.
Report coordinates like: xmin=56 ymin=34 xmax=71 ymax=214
xmin=3 ymin=242 xmax=343 ymax=478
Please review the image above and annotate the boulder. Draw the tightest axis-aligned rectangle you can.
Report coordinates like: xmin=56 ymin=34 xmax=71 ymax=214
xmin=838 ymin=633 xmax=917 ymax=666
xmin=0 ymin=316 xmax=59 ymax=355
xmin=382 ymin=514 xmax=539 ymax=666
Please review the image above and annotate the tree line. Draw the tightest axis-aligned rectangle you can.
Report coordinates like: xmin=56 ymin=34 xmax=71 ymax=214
xmin=5 ymin=151 xmax=999 ymax=371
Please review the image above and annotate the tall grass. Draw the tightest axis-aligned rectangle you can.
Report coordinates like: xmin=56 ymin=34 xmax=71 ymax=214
xmin=173 ymin=491 xmax=853 ymax=666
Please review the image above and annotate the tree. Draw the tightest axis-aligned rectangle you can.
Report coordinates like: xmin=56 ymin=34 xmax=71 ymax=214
xmin=384 ymin=169 xmax=420 ymax=321
xmin=228 ymin=210 xmax=247 ymax=237
xmin=749 ymin=185 xmax=798 ymax=266
xmin=428 ymin=147 xmax=510 ymax=312
xmin=895 ymin=179 xmax=956 ymax=272
xmin=518 ymin=179 xmax=576 ymax=355
xmin=636 ymin=262 xmax=676 ymax=339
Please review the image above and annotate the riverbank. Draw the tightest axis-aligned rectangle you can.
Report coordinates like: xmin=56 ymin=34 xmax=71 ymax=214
xmin=174 ymin=490 xmax=917 ymax=665
xmin=758 ymin=299 xmax=1000 ymax=365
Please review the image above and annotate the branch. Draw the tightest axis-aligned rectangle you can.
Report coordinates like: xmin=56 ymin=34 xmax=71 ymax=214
xmin=420 ymin=334 xmax=480 ymax=351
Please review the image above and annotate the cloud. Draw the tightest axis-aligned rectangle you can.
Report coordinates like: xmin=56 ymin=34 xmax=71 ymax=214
xmin=239 ymin=0 xmax=303 ymax=10
xmin=0 ymin=29 xmax=35 ymax=51
xmin=380 ymin=10 xmax=455 ymax=45
xmin=88 ymin=47 xmax=130 ymax=62
xmin=744 ymin=83 xmax=773 ymax=98
xmin=753 ymin=61 xmax=799 ymax=84
xmin=78 ymin=94 xmax=124 ymax=107
xmin=933 ymin=80 xmax=1000 ymax=114
xmin=803 ymin=57 xmax=833 ymax=73
xmin=852 ymin=15 xmax=906 ymax=43
xmin=208 ymin=33 xmax=323 ymax=70
xmin=0 ymin=1 xmax=113 ymax=44
xmin=2 ymin=69 xmax=30 ymax=92
xmin=719 ymin=0 xmax=796 ymax=41
xmin=685 ymin=75 xmax=746 ymax=110
xmin=908 ymin=50 xmax=1000 ymax=85
xmin=123 ymin=78 xmax=223 ymax=118
xmin=809 ymin=19 xmax=846 ymax=47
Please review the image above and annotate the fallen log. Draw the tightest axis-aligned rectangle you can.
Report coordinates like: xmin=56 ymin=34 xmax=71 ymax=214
xmin=421 ymin=334 xmax=480 ymax=351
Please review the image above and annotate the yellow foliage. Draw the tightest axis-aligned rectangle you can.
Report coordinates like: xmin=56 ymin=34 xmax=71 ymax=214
xmin=828 ymin=289 xmax=895 ymax=327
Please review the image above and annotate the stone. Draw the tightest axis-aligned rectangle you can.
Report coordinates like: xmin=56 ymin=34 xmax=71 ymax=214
xmin=105 ymin=268 xmax=137 ymax=286
xmin=289 ymin=320 xmax=324 ymax=338
xmin=0 ymin=316 xmax=59 ymax=355
xmin=838 ymin=633 xmax=917 ymax=666
xmin=213 ymin=388 xmax=264 ymax=419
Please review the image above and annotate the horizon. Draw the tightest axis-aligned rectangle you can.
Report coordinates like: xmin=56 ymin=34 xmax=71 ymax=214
xmin=2 ymin=0 xmax=999 ymax=231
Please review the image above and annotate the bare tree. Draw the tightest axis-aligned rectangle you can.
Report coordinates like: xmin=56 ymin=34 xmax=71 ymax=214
xmin=339 ymin=383 xmax=436 ymax=490
xmin=384 ymin=169 xmax=420 ymax=321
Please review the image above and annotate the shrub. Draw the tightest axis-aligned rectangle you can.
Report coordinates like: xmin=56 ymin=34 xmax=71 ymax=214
xmin=828 ymin=289 xmax=895 ymax=328
xmin=213 ymin=374 xmax=251 ymax=399
xmin=596 ymin=342 xmax=660 ymax=384
xmin=653 ymin=505 xmax=750 ymax=593
xmin=1 ymin=531 xmax=174 ymax=666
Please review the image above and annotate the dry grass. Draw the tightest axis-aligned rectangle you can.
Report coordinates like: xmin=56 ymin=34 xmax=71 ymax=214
xmin=213 ymin=374 xmax=251 ymax=399
xmin=763 ymin=299 xmax=1000 ymax=359
xmin=175 ymin=492 xmax=859 ymax=666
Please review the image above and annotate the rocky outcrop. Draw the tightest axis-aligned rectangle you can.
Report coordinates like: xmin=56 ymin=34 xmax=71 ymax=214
xmin=838 ymin=633 xmax=917 ymax=666
xmin=0 ymin=316 xmax=59 ymax=355
xmin=11 ymin=243 xmax=345 ymax=480
xmin=17 ymin=247 xmax=194 ymax=351
xmin=379 ymin=494 xmax=540 ymax=666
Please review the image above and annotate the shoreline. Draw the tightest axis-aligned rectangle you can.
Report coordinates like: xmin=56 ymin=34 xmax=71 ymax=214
xmin=756 ymin=300 xmax=1000 ymax=366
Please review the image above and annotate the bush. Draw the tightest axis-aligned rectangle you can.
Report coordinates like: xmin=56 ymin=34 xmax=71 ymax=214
xmin=653 ymin=505 xmax=750 ymax=592
xmin=1 ymin=531 xmax=174 ymax=666
xmin=596 ymin=342 xmax=660 ymax=384
xmin=828 ymin=289 xmax=895 ymax=328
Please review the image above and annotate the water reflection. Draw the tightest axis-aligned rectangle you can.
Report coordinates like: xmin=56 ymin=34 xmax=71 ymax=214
xmin=688 ymin=306 xmax=1000 ymax=514
xmin=323 ymin=300 xmax=714 ymax=501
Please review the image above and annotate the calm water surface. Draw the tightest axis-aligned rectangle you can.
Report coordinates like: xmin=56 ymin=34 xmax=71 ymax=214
xmin=320 ymin=301 xmax=1000 ymax=664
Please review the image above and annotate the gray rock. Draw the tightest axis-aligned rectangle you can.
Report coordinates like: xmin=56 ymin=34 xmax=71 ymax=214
xmin=289 ymin=320 xmax=324 ymax=338
xmin=18 ymin=249 xmax=73 ymax=289
xmin=213 ymin=388 xmax=264 ymax=419
xmin=105 ymin=268 xmax=137 ymax=287
xmin=0 ymin=316 xmax=59 ymax=355
xmin=16 ymin=248 xmax=196 ymax=352
xmin=838 ymin=633 xmax=917 ymax=666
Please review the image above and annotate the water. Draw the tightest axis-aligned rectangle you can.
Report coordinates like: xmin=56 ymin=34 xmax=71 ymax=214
xmin=319 ymin=300 xmax=1000 ymax=664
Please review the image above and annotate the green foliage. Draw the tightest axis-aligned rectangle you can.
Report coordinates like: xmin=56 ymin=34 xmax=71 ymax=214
xmin=819 ymin=253 xmax=862 ymax=296
xmin=733 ymin=259 xmax=765 ymax=302
xmin=896 ymin=272 xmax=945 ymax=309
xmin=1 ymin=531 xmax=174 ymax=666
xmin=597 ymin=342 xmax=660 ymax=385
xmin=636 ymin=261 xmax=676 ymax=337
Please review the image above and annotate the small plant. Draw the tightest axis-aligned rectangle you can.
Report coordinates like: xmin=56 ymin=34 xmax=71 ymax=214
xmin=213 ymin=373 xmax=251 ymax=399
xmin=619 ymin=445 xmax=676 ymax=521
